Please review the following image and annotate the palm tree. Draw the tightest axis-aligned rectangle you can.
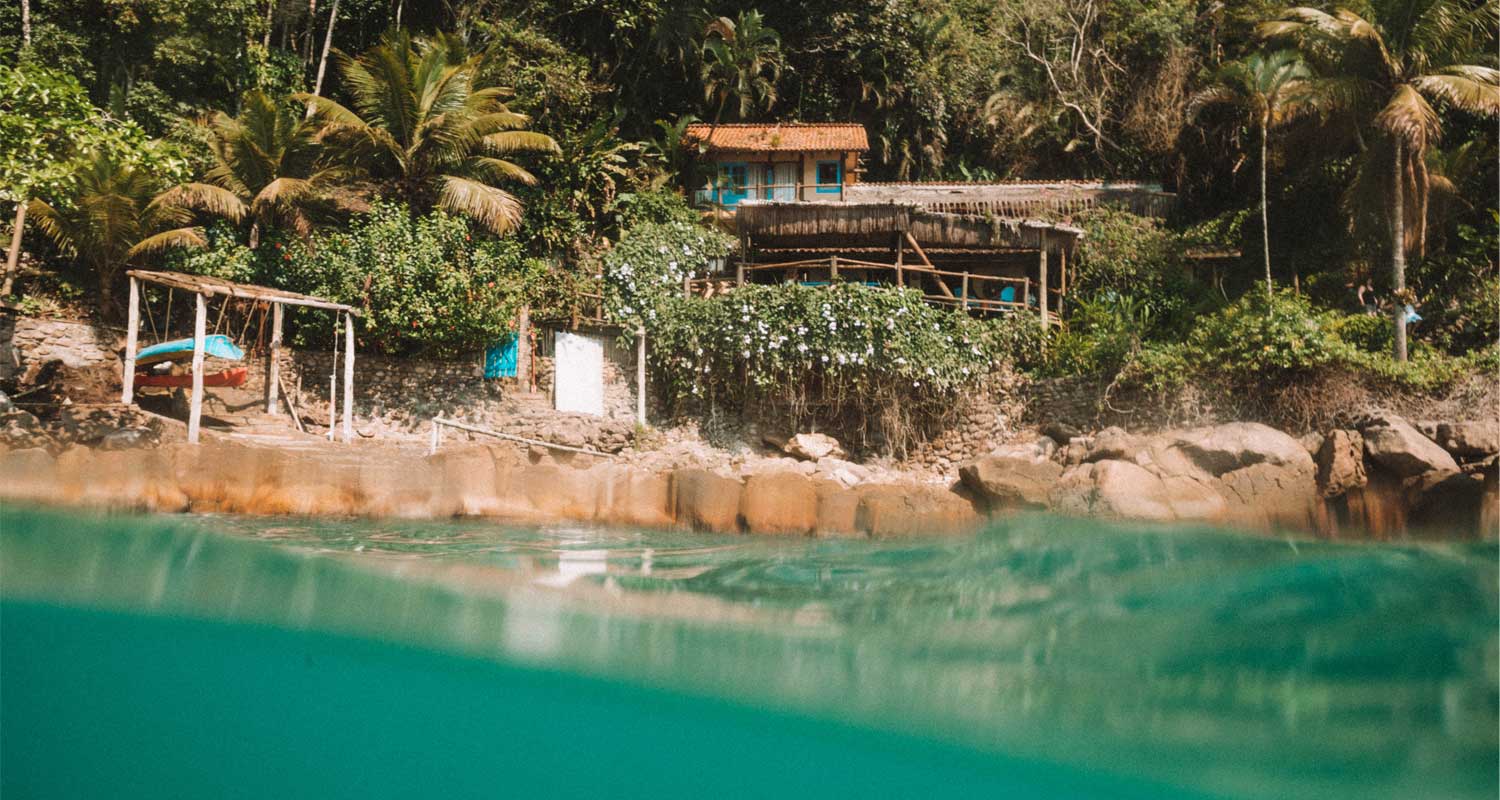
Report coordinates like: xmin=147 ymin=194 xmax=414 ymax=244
xmin=299 ymin=29 xmax=560 ymax=234
xmin=28 ymin=154 xmax=244 ymax=313
xmin=1260 ymin=3 xmax=1500 ymax=360
xmin=201 ymin=89 xmax=337 ymax=248
xmin=700 ymin=10 xmax=783 ymax=122
xmin=1189 ymin=50 xmax=1312 ymax=297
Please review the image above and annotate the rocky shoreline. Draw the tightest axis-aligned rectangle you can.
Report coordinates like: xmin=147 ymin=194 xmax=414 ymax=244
xmin=1 ymin=414 xmax=1494 ymax=539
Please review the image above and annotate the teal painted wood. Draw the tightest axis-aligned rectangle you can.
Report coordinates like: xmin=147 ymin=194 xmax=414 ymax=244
xmin=135 ymin=335 xmax=245 ymax=367
xmin=484 ymin=334 xmax=518 ymax=379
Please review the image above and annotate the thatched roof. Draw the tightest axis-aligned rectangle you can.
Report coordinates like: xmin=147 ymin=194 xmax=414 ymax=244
xmin=845 ymin=181 xmax=1173 ymax=219
xmin=735 ymin=201 xmax=1082 ymax=254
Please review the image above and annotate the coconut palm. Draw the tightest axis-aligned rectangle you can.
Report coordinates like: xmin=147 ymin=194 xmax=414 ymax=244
xmin=1189 ymin=50 xmax=1312 ymax=296
xmin=28 ymin=154 xmax=244 ymax=312
xmin=1260 ymin=3 xmax=1500 ymax=360
xmin=700 ymin=10 xmax=783 ymax=122
xmin=201 ymin=89 xmax=337 ymax=248
xmin=299 ymin=29 xmax=560 ymax=234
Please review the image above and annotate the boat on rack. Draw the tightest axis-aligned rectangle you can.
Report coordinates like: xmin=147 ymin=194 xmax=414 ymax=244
xmin=133 ymin=367 xmax=249 ymax=389
xmin=134 ymin=335 xmax=245 ymax=367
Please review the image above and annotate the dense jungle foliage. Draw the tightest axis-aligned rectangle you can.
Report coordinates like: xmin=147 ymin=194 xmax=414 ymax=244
xmin=0 ymin=0 xmax=1495 ymax=427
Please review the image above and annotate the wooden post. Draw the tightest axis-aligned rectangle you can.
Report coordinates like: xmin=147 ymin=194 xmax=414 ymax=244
xmin=342 ymin=311 xmax=354 ymax=444
xmin=736 ymin=260 xmax=745 ymax=287
xmin=895 ymin=234 xmax=904 ymax=287
xmin=187 ymin=292 xmax=206 ymax=444
xmin=1023 ymin=276 xmax=1031 ymax=308
xmin=516 ymin=304 xmax=531 ymax=390
xmin=830 ymin=255 xmax=839 ymax=282
xmin=635 ymin=325 xmax=647 ymax=427
xmin=961 ymin=272 xmax=970 ymax=311
xmin=122 ymin=276 xmax=139 ymax=405
xmin=683 ymin=274 xmax=691 ymax=298
xmin=1038 ymin=232 xmax=1049 ymax=330
xmin=327 ymin=316 xmax=338 ymax=441
xmin=429 ymin=419 xmax=440 ymax=455
xmin=265 ymin=302 xmax=283 ymax=414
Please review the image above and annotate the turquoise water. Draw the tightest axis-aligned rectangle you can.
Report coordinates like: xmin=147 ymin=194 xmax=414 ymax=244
xmin=2 ymin=506 xmax=1496 ymax=798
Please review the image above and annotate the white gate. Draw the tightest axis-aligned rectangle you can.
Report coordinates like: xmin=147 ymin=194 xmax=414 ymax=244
xmin=553 ymin=330 xmax=604 ymax=416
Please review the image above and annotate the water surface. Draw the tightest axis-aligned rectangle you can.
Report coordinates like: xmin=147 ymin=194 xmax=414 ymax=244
xmin=2 ymin=507 xmax=1495 ymax=799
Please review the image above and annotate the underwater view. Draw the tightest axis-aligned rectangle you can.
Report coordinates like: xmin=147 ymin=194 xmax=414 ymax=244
xmin=3 ymin=505 xmax=1495 ymax=799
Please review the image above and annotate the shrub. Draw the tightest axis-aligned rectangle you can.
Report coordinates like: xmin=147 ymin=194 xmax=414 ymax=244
xmin=603 ymin=219 xmax=734 ymax=328
xmin=1186 ymin=290 xmax=1345 ymax=380
xmin=272 ymin=203 xmax=545 ymax=356
xmin=642 ymin=282 xmax=1033 ymax=453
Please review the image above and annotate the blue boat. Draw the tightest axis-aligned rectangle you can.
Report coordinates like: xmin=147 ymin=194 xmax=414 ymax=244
xmin=135 ymin=335 xmax=245 ymax=367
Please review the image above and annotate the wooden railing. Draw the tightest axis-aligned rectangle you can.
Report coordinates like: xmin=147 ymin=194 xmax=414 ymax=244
xmin=707 ymin=256 xmax=1065 ymax=322
xmin=692 ymin=181 xmax=846 ymax=208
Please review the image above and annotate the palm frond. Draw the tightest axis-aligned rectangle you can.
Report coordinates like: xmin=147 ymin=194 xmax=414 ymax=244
xmin=438 ymin=175 xmax=523 ymax=234
xmin=1413 ymin=67 xmax=1500 ymax=116
xmin=478 ymin=131 xmax=561 ymax=157
xmin=1375 ymin=84 xmax=1442 ymax=147
xmin=151 ymin=183 xmax=247 ymax=224
xmin=467 ymin=157 xmax=538 ymax=186
xmin=126 ymin=227 xmax=206 ymax=260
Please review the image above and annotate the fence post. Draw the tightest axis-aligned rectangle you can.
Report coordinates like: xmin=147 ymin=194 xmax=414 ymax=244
xmin=961 ymin=272 xmax=970 ymax=311
xmin=829 ymin=255 xmax=839 ymax=282
xmin=1038 ymin=231 xmax=1050 ymax=330
xmin=122 ymin=276 xmax=139 ymax=405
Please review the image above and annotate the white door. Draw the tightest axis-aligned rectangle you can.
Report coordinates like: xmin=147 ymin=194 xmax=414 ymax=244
xmin=553 ymin=331 xmax=604 ymax=416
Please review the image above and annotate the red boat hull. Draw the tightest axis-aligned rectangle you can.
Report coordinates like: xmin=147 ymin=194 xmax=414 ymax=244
xmin=134 ymin=367 xmax=249 ymax=388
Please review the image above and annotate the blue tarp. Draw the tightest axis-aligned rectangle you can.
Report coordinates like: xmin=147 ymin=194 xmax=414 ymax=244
xmin=135 ymin=335 xmax=244 ymax=366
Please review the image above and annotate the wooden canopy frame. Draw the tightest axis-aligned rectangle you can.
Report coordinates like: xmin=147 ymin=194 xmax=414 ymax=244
xmin=123 ymin=269 xmax=361 ymax=445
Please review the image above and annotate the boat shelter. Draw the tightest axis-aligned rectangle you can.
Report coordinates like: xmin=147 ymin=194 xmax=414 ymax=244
xmin=122 ymin=269 xmax=361 ymax=444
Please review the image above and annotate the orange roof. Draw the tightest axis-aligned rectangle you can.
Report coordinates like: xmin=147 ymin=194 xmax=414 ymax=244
xmin=684 ymin=123 xmax=869 ymax=153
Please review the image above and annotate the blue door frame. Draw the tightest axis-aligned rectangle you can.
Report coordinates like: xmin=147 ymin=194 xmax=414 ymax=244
xmin=716 ymin=163 xmax=749 ymax=207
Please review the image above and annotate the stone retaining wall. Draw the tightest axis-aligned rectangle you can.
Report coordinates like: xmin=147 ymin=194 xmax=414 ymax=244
xmin=1 ymin=313 xmax=123 ymax=382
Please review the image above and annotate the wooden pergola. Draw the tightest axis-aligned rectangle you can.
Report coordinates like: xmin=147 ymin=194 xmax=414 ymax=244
xmin=123 ymin=269 xmax=362 ymax=445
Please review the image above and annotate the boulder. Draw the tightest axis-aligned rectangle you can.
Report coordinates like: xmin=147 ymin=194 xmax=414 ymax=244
xmin=1170 ymin=422 xmax=1314 ymax=475
xmin=98 ymin=427 xmax=159 ymax=451
xmin=1404 ymin=469 xmax=1487 ymax=533
xmin=671 ymin=468 xmax=744 ymax=533
xmin=1085 ymin=427 xmax=1144 ymax=463
xmin=601 ymin=468 xmax=674 ymax=529
xmin=1049 ymin=460 xmax=1227 ymax=523
xmin=1363 ymin=417 xmax=1459 ymax=478
xmin=958 ymin=452 xmax=1063 ymax=510
xmin=783 ymin=432 xmax=846 ymax=462
xmin=1040 ymin=421 xmax=1083 ymax=445
xmin=814 ymin=480 xmax=862 ymax=537
xmin=740 ymin=472 xmax=818 ymax=535
xmin=1315 ymin=430 xmax=1367 ymax=498
xmin=1433 ymin=421 xmax=1500 ymax=461
xmin=853 ymin=484 xmax=979 ymax=538
xmin=1216 ymin=462 xmax=1324 ymax=531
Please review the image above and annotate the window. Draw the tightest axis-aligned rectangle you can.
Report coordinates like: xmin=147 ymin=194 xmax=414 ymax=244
xmin=815 ymin=160 xmax=842 ymax=194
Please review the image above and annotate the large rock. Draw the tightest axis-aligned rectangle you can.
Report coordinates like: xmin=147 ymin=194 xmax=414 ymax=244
xmin=1084 ymin=427 xmax=1145 ymax=463
xmin=1433 ymin=421 xmax=1500 ymax=462
xmin=1170 ymin=422 xmax=1315 ymax=475
xmin=959 ymin=452 xmax=1063 ymax=510
xmin=1049 ymin=460 xmax=1227 ymax=523
xmin=740 ymin=472 xmax=818 ymax=535
xmin=1216 ymin=462 xmax=1324 ymax=531
xmin=853 ymin=484 xmax=979 ymax=538
xmin=1363 ymin=417 xmax=1459 ymax=478
xmin=1404 ymin=469 xmax=1486 ymax=534
xmin=1315 ymin=430 xmax=1367 ymax=498
xmin=671 ymin=468 xmax=744 ymax=533
xmin=783 ymin=432 xmax=846 ymax=462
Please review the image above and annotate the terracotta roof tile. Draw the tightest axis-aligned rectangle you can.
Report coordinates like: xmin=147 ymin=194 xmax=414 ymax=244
xmin=684 ymin=123 xmax=869 ymax=153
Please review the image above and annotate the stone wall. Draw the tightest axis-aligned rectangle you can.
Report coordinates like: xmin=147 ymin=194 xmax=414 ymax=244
xmin=1 ymin=313 xmax=123 ymax=383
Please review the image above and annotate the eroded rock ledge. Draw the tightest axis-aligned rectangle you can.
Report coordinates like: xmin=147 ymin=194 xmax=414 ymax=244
xmin=1 ymin=415 xmax=1493 ymax=539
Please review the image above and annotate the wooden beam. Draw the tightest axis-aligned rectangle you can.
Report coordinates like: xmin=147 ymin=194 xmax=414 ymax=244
xmin=327 ymin=316 xmax=338 ymax=441
xmin=187 ymin=292 xmax=206 ymax=444
xmin=126 ymin=269 xmax=360 ymax=315
xmin=342 ymin=311 xmax=354 ymax=444
xmin=894 ymin=233 xmax=904 ymax=287
xmin=829 ymin=255 xmax=839 ymax=281
xmin=1038 ymin=231 xmax=1049 ymax=330
xmin=265 ymin=302 xmax=283 ymax=414
xmin=961 ymin=272 xmax=970 ymax=311
xmin=516 ymin=304 xmax=531 ymax=390
xmin=122 ymin=276 xmax=139 ymax=405
xmin=906 ymin=232 xmax=954 ymax=299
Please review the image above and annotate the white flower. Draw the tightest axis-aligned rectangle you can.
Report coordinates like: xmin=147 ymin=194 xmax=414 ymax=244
xmin=742 ymin=350 xmax=750 ymax=358
xmin=797 ymin=343 xmax=808 ymax=353
xmin=925 ymin=367 xmax=935 ymax=376
xmin=821 ymin=354 xmax=829 ymax=362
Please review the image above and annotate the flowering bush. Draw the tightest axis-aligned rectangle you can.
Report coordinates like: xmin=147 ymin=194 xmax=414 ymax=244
xmin=644 ymin=282 xmax=1038 ymax=452
xmin=603 ymin=220 xmax=733 ymax=327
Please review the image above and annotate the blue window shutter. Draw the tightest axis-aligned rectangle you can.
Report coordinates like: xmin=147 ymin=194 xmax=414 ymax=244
xmin=484 ymin=333 xmax=518 ymax=379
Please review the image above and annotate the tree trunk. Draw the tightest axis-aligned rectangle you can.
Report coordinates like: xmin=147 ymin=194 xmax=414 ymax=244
xmin=20 ymin=0 xmax=31 ymax=49
xmin=1391 ymin=141 xmax=1407 ymax=363
xmin=305 ymin=0 xmax=339 ymax=118
xmin=249 ymin=220 xmax=261 ymax=250
xmin=262 ymin=0 xmax=275 ymax=50
xmin=1260 ymin=118 xmax=1272 ymax=297
xmin=3 ymin=201 xmax=25 ymax=296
